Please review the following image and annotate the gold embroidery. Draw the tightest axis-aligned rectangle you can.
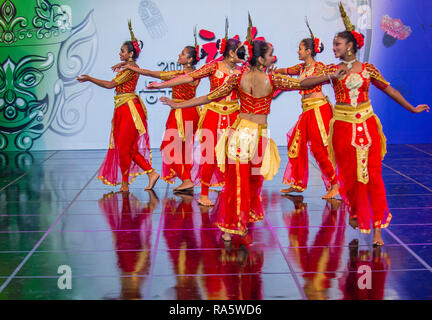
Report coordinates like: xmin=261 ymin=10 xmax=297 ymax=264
xmin=196 ymin=100 xmax=239 ymax=142
xmin=351 ymin=122 xmax=372 ymax=184
xmin=345 ymin=73 xmax=364 ymax=107
xmin=226 ymin=120 xmax=260 ymax=162
xmin=288 ymin=127 xmax=300 ymax=158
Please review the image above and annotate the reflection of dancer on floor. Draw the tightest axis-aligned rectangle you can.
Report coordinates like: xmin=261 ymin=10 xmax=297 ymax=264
xmin=162 ymin=192 xmax=202 ymax=299
xmin=98 ymin=190 xmax=158 ymax=299
xmin=148 ymin=19 xmax=245 ymax=207
xmin=340 ymin=239 xmax=391 ymax=300
xmin=158 ymin=38 xmax=303 ymax=242
xmin=115 ymin=29 xmax=202 ymax=192
xmin=300 ymin=4 xmax=430 ymax=247
xmin=219 ymin=233 xmax=264 ymax=300
xmin=283 ymin=195 xmax=346 ymax=300
xmin=77 ymin=22 xmax=159 ymax=192
xmin=276 ymin=20 xmax=338 ymax=199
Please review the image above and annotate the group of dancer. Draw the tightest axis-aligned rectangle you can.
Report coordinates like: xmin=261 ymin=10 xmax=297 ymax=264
xmin=77 ymin=3 xmax=429 ymax=247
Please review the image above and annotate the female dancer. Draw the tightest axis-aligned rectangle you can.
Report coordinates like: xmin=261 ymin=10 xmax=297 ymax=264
xmin=159 ymin=39 xmax=303 ymax=241
xmin=300 ymin=4 xmax=429 ymax=246
xmin=77 ymin=22 xmax=159 ymax=192
xmin=118 ymin=31 xmax=202 ymax=192
xmin=148 ymin=20 xmax=245 ymax=206
xmin=276 ymin=21 xmax=338 ymax=199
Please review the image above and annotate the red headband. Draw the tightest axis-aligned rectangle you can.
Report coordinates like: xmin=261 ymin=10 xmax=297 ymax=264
xmin=132 ymin=41 xmax=141 ymax=56
xmin=195 ymin=45 xmax=200 ymax=62
xmin=313 ymin=38 xmax=322 ymax=53
xmin=243 ymin=40 xmax=253 ymax=62
xmin=351 ymin=31 xmax=364 ymax=49
xmin=219 ymin=38 xmax=227 ymax=54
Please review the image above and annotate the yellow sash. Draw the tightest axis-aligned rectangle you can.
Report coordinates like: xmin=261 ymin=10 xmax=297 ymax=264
xmin=171 ymin=99 xmax=201 ymax=141
xmin=109 ymin=93 xmax=148 ymax=149
xmin=114 ymin=93 xmax=147 ymax=135
xmin=301 ymin=96 xmax=331 ymax=147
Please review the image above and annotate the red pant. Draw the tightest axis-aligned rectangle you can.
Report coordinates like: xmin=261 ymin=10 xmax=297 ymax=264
xmin=215 ymin=135 xmax=266 ymax=236
xmin=160 ymin=107 xmax=200 ymax=183
xmin=98 ymin=98 xmax=153 ymax=185
xmin=194 ymin=108 xmax=239 ymax=195
xmin=332 ymin=116 xmax=391 ymax=233
xmin=283 ymin=102 xmax=336 ymax=190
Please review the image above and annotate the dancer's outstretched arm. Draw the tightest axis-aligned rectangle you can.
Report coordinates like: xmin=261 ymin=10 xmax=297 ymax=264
xmin=76 ymin=74 xmax=117 ymax=89
xmin=300 ymin=68 xmax=346 ymax=88
xmin=121 ymin=64 xmax=163 ymax=79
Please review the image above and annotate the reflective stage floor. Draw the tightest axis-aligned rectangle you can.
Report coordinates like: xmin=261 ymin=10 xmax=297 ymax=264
xmin=1 ymin=144 xmax=432 ymax=300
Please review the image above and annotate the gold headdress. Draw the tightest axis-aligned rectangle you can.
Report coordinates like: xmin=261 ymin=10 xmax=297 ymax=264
xmin=128 ymin=19 xmax=137 ymax=42
xmin=338 ymin=2 xmax=355 ymax=32
xmin=305 ymin=17 xmax=322 ymax=54
xmin=194 ymin=25 xmax=201 ymax=61
xmin=246 ymin=12 xmax=253 ymax=44
xmin=219 ymin=17 xmax=229 ymax=54
xmin=127 ymin=19 xmax=141 ymax=55
xmin=243 ymin=12 xmax=254 ymax=62
xmin=338 ymin=2 xmax=364 ymax=49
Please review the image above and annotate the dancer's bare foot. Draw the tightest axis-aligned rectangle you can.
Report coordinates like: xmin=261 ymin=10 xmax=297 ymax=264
xmin=373 ymin=228 xmax=384 ymax=247
xmin=173 ymin=179 xmax=194 ymax=191
xmin=280 ymin=187 xmax=303 ymax=194
xmin=145 ymin=171 xmax=160 ymax=190
xmin=222 ymin=232 xmax=232 ymax=242
xmin=322 ymin=184 xmax=339 ymax=199
xmin=198 ymin=195 xmax=214 ymax=206
xmin=349 ymin=217 xmax=359 ymax=230
xmin=120 ymin=182 xmax=129 ymax=193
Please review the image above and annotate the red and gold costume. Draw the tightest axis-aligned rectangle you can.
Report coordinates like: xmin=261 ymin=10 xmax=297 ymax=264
xmin=98 ymin=69 xmax=153 ymax=186
xmin=319 ymin=62 xmax=392 ymax=234
xmin=282 ymin=62 xmax=337 ymax=191
xmin=159 ymin=70 xmax=200 ymax=184
xmin=208 ymin=72 xmax=302 ymax=236
xmin=188 ymin=61 xmax=241 ymax=195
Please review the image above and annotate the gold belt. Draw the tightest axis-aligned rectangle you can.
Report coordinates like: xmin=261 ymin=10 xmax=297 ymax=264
xmin=301 ymin=96 xmax=331 ymax=147
xmin=333 ymin=101 xmax=374 ymax=124
xmin=301 ymin=96 xmax=329 ymax=112
xmin=110 ymin=93 xmax=147 ymax=148
xmin=205 ymin=100 xmax=240 ymax=115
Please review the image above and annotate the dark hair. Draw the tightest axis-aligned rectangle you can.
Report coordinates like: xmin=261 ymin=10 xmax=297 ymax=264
xmin=123 ymin=40 xmax=143 ymax=60
xmin=184 ymin=46 xmax=199 ymax=65
xmin=250 ymin=40 xmax=270 ymax=66
xmin=301 ymin=38 xmax=324 ymax=57
xmin=335 ymin=31 xmax=363 ymax=53
xmin=216 ymin=38 xmax=241 ymax=57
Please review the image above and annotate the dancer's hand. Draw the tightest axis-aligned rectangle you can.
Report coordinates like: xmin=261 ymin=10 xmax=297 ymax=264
xmin=267 ymin=63 xmax=277 ymax=74
xmin=159 ymin=97 xmax=176 ymax=108
xmin=412 ymin=104 xmax=430 ymax=113
xmin=332 ymin=68 xmax=347 ymax=79
xmin=111 ymin=62 xmax=125 ymax=72
xmin=76 ymin=74 xmax=91 ymax=82
xmin=147 ymin=82 xmax=161 ymax=89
